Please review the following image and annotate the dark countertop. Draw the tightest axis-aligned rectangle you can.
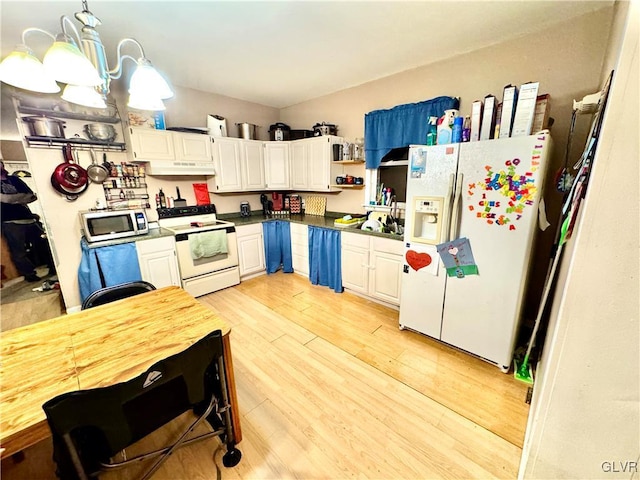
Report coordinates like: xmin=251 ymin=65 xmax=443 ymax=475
xmin=81 ymin=227 xmax=175 ymax=249
xmin=219 ymin=212 xmax=404 ymax=241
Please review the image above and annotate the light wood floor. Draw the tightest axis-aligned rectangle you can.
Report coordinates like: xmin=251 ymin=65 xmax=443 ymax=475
xmin=1 ymin=272 xmax=530 ymax=479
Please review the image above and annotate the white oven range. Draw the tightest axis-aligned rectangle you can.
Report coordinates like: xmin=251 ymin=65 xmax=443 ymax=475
xmin=157 ymin=205 xmax=239 ymax=297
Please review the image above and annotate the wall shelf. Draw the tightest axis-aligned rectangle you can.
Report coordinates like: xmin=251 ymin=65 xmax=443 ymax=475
xmin=25 ymin=136 xmax=126 ymax=152
xmin=332 ymin=160 xmax=365 ymax=164
xmin=18 ymin=105 xmax=121 ymax=124
xmin=331 ymin=184 xmax=364 ymax=189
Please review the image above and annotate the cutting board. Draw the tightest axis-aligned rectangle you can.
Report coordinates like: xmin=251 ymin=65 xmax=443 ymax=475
xmin=305 ymin=196 xmax=326 ymax=216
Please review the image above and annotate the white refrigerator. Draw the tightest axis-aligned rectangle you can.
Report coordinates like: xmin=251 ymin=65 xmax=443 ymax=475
xmin=398 ymin=133 xmax=552 ymax=371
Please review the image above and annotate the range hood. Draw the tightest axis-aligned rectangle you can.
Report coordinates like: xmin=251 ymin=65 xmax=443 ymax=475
xmin=145 ymin=160 xmax=216 ymax=176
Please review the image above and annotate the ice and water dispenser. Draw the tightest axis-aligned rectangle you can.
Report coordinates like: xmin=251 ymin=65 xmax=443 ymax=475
xmin=410 ymin=196 xmax=444 ymax=245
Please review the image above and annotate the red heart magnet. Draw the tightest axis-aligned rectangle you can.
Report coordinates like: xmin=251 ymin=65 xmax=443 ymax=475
xmin=406 ymin=250 xmax=432 ymax=271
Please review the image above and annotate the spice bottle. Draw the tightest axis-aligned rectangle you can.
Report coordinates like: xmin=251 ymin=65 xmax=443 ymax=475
xmin=159 ymin=188 xmax=166 ymax=208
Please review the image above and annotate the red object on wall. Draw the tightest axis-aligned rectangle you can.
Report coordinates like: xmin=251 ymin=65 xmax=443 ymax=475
xmin=192 ymin=183 xmax=210 ymax=205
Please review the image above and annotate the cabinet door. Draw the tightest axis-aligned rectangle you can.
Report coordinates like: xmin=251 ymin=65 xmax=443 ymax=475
xmin=290 ymin=223 xmax=309 ymax=276
xmin=210 ymin=137 xmax=243 ymax=192
xmin=264 ymin=143 xmax=290 ymax=189
xmin=307 ymin=136 xmax=332 ymax=191
xmin=369 ymin=250 xmax=403 ymax=306
xmin=173 ymin=132 xmax=212 ymax=162
xmin=130 ymin=128 xmax=175 ymax=161
xmin=136 ymin=236 xmax=181 ymax=288
xmin=341 ymin=245 xmax=369 ymax=294
xmin=241 ymin=140 xmax=266 ymax=190
xmin=341 ymin=232 xmax=369 ymax=295
xmin=237 ymin=225 xmax=265 ymax=277
xmin=290 ymin=141 xmax=308 ymax=191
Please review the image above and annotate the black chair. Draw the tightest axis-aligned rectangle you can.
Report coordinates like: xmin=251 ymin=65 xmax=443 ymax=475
xmin=81 ymin=281 xmax=156 ymax=310
xmin=42 ymin=329 xmax=242 ymax=480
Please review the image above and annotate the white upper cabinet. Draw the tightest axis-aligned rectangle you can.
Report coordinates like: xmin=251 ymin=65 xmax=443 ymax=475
xmin=173 ymin=132 xmax=212 ymax=162
xmin=208 ymin=137 xmax=265 ymax=192
xmin=264 ymin=142 xmax=290 ymax=190
xmin=210 ymin=137 xmax=243 ymax=192
xmin=130 ymin=128 xmax=175 ymax=161
xmin=129 ymin=128 xmax=215 ymax=175
xmin=290 ymin=141 xmax=308 ymax=190
xmin=290 ymin=136 xmax=343 ymax=192
xmin=241 ymin=140 xmax=266 ymax=190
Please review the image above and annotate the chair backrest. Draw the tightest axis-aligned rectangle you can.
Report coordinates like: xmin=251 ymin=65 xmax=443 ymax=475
xmin=81 ymin=281 xmax=156 ymax=310
xmin=42 ymin=329 xmax=225 ymax=478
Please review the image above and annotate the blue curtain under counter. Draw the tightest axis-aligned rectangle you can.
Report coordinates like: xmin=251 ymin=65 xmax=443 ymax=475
xmin=78 ymin=239 xmax=142 ymax=302
xmin=308 ymin=226 xmax=343 ymax=293
xmin=262 ymin=220 xmax=293 ymax=274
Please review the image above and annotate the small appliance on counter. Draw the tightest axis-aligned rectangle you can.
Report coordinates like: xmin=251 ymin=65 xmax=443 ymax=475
xmin=260 ymin=193 xmax=270 ymax=216
xmin=80 ymin=208 xmax=149 ymax=243
xmin=271 ymin=192 xmax=284 ymax=211
xmin=240 ymin=201 xmax=250 ymax=217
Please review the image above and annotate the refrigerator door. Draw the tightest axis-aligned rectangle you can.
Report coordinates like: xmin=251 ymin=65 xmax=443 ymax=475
xmin=399 ymin=144 xmax=459 ymax=338
xmin=440 ymin=134 xmax=552 ymax=368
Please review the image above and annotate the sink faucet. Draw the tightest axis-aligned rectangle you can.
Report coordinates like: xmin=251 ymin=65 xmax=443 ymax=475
xmin=390 ymin=195 xmax=398 ymax=222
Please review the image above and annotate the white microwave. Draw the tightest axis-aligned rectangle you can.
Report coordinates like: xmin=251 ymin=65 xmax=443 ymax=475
xmin=80 ymin=209 xmax=149 ymax=243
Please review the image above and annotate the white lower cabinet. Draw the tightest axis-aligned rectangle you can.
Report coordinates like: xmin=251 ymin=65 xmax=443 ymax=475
xmin=341 ymin=232 xmax=403 ymax=306
xmin=236 ymin=223 xmax=265 ymax=278
xmin=136 ymin=235 xmax=181 ymax=288
xmin=290 ymin=223 xmax=309 ymax=276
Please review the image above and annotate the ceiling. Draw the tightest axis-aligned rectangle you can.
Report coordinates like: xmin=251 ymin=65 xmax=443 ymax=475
xmin=1 ymin=1 xmax=613 ymax=109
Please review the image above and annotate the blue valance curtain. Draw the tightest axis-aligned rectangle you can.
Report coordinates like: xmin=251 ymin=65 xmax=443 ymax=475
xmin=78 ymin=240 xmax=142 ymax=302
xmin=308 ymin=226 xmax=343 ymax=293
xmin=263 ymin=220 xmax=293 ymax=274
xmin=364 ymin=96 xmax=460 ymax=169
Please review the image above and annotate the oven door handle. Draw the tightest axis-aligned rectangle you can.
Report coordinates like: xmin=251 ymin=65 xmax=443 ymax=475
xmin=175 ymin=226 xmax=235 ymax=242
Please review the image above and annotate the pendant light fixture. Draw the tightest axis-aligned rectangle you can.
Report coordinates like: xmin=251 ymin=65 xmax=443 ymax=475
xmin=0 ymin=0 xmax=173 ymax=111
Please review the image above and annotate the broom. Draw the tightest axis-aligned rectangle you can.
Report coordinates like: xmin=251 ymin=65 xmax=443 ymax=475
xmin=514 ymin=218 xmax=568 ymax=384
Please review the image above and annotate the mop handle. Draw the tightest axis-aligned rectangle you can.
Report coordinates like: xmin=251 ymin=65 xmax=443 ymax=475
xmin=524 ymin=243 xmax=565 ymax=360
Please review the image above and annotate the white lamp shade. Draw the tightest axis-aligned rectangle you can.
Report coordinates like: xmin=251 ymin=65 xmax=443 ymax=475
xmin=43 ymin=39 xmax=102 ymax=87
xmin=129 ymin=63 xmax=173 ymax=100
xmin=0 ymin=46 xmax=60 ymax=93
xmin=61 ymin=84 xmax=107 ymax=109
xmin=127 ymin=92 xmax=165 ymax=111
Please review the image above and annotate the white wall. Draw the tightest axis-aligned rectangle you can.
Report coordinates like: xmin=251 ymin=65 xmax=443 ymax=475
xmin=520 ymin=2 xmax=640 ymax=478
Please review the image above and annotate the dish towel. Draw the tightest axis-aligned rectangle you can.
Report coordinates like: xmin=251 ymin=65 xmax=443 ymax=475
xmin=189 ymin=231 xmax=228 ymax=260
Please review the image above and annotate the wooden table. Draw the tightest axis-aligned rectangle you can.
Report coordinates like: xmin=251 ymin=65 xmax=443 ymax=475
xmin=0 ymin=286 xmax=242 ymax=459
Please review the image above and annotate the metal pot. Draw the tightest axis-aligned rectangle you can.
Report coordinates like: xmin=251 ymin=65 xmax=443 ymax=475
xmin=84 ymin=123 xmax=117 ymax=142
xmin=236 ymin=122 xmax=259 ymax=140
xmin=51 ymin=144 xmax=89 ymax=200
xmin=23 ymin=116 xmax=66 ymax=138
